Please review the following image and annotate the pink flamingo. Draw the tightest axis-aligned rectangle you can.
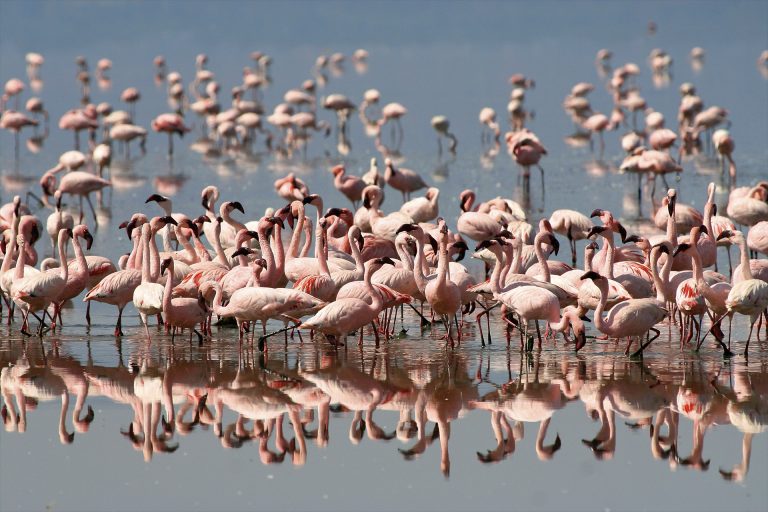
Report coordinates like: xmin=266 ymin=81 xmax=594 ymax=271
xmin=400 ymin=187 xmax=440 ymax=224
xmin=274 ymin=173 xmax=309 ymax=201
xmin=384 ymin=158 xmax=427 ymax=201
xmin=40 ymin=170 xmax=110 ymax=224
xmin=581 ymin=271 xmax=667 ymax=356
xmin=0 ymin=110 xmax=38 ymax=157
xmin=747 ymin=221 xmax=768 ymax=258
xmin=330 ymin=165 xmax=366 ymax=207
xmin=299 ymin=257 xmax=394 ymax=347
xmin=83 ymin=228 xmax=141 ymax=336
xmin=456 ymin=190 xmax=502 ymax=242
xmin=712 ymin=129 xmax=736 ymax=181
xmin=58 ymin=108 xmax=98 ymax=149
xmin=506 ymin=129 xmax=547 ymax=190
xmin=161 ymin=258 xmax=208 ymax=343
xmin=712 ymin=230 xmax=768 ymax=356
xmin=50 ymin=224 xmax=94 ymax=330
xmin=11 ymin=228 xmax=71 ymax=335
xmin=151 ymin=113 xmax=191 ymax=156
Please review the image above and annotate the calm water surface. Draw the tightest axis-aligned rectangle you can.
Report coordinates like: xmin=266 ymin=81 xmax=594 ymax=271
xmin=1 ymin=1 xmax=767 ymax=511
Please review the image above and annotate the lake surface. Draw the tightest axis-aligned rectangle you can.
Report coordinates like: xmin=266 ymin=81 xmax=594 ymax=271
xmin=1 ymin=1 xmax=767 ymax=511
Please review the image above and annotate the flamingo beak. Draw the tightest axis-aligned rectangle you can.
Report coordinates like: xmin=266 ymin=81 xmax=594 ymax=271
xmin=232 ymin=247 xmax=253 ymax=258
xmin=590 ymin=209 xmax=604 ymax=218
xmin=246 ymin=230 xmax=259 ymax=240
xmin=201 ymin=194 xmax=210 ymax=209
xmin=231 ymin=201 xmax=245 ymax=214
xmin=268 ymin=216 xmax=284 ymax=229
xmin=84 ymin=231 xmax=94 ymax=250
xmin=161 ymin=258 xmax=172 ymax=276
xmin=145 ymin=193 xmax=165 ymax=204
xmin=162 ymin=216 xmax=178 ymax=226
xmin=716 ymin=230 xmax=732 ymax=241
xmin=548 ymin=235 xmax=560 ymax=255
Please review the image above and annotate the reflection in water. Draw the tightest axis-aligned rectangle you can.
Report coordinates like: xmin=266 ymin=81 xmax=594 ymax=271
xmin=2 ymin=337 xmax=765 ymax=482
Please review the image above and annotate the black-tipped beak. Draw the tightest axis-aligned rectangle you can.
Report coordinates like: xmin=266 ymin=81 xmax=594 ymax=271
xmin=624 ymin=235 xmax=641 ymax=244
xmin=84 ymin=231 xmax=94 ymax=250
xmin=118 ymin=220 xmax=129 ymax=229
xmin=580 ymin=271 xmax=601 ymax=280
xmin=325 ymin=208 xmax=343 ymax=218
xmin=125 ymin=219 xmax=137 ymax=238
xmin=377 ymin=257 xmax=395 ymax=266
xmin=667 ymin=197 xmax=675 ymax=216
xmin=672 ymin=243 xmax=691 ymax=257
xmin=617 ymin=223 xmax=628 ymax=244
xmin=145 ymin=193 xmax=165 ymax=204
xmin=548 ymin=235 xmax=560 ymax=255
xmin=162 ymin=216 xmax=178 ymax=226
xmin=699 ymin=225 xmax=708 ymax=235
xmin=56 ymin=194 xmax=63 ymax=210
xmin=476 ymin=240 xmax=493 ymax=251
xmin=586 ymin=226 xmax=605 ymax=239
xmin=268 ymin=216 xmax=284 ymax=229
xmin=41 ymin=180 xmax=53 ymax=197
xmin=711 ymin=204 xmax=717 ymax=216
xmin=231 ymin=201 xmax=245 ymax=214
xmin=161 ymin=258 xmax=172 ymax=275
xmin=652 ymin=243 xmax=670 ymax=254
xmin=196 ymin=215 xmax=211 ymax=224
xmin=232 ymin=247 xmax=254 ymax=258
xmin=201 ymin=193 xmax=210 ymax=209
xmin=427 ymin=234 xmax=438 ymax=253
xmin=716 ymin=230 xmax=732 ymax=241
xmin=362 ymin=195 xmax=371 ymax=209
xmin=302 ymin=194 xmax=318 ymax=205
xmin=65 ymin=228 xmax=73 ymax=238
xmin=590 ymin=209 xmax=604 ymax=218
xmin=246 ymin=230 xmax=259 ymax=240
xmin=396 ymin=224 xmax=415 ymax=234
xmin=356 ymin=231 xmax=365 ymax=251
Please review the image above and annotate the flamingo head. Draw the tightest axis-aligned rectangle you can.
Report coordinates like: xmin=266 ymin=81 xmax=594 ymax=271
xmin=160 ymin=257 xmax=173 ymax=276
xmin=145 ymin=193 xmax=169 ymax=205
xmin=276 ymin=204 xmax=295 ymax=229
xmin=587 ymin=226 xmax=607 ymax=239
xmin=40 ymin=173 xmax=56 ymax=197
xmin=373 ymin=256 xmax=396 ymax=268
xmin=450 ymin=240 xmax=468 ymax=261
xmin=330 ymin=164 xmax=344 ymax=176
xmin=73 ymin=225 xmax=94 ymax=250
xmin=302 ymin=194 xmax=321 ymax=208
xmin=232 ymin=247 xmax=255 ymax=258
xmin=580 ymin=270 xmax=603 ymax=282
xmin=179 ymin=219 xmax=199 ymax=237
xmin=672 ymin=243 xmax=692 ymax=257
xmin=716 ymin=230 xmax=734 ymax=242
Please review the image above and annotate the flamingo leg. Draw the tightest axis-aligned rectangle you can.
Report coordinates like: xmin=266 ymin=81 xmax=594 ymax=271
xmin=630 ymin=328 xmax=661 ymax=358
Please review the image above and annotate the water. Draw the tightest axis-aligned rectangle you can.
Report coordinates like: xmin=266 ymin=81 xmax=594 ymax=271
xmin=1 ymin=1 xmax=767 ymax=510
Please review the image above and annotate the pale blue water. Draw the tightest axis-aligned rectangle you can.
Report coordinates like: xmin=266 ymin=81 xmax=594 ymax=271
xmin=1 ymin=1 xmax=767 ymax=511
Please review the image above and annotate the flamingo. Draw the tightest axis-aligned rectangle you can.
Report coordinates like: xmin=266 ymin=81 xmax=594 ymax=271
xmin=132 ymin=223 xmax=165 ymax=339
xmin=45 ymin=191 xmax=74 ymax=251
xmin=400 ymin=187 xmax=440 ymax=224
xmin=330 ymin=165 xmax=366 ymax=207
xmin=713 ymin=230 xmax=768 ymax=356
xmin=40 ymin=170 xmax=110 ymax=224
xmin=83 ymin=228 xmax=141 ymax=337
xmin=151 ymin=113 xmax=191 ymax=156
xmin=299 ymin=257 xmax=394 ymax=347
xmin=581 ymin=271 xmax=667 ymax=357
xmin=456 ymin=190 xmax=502 ymax=242
xmin=11 ymin=228 xmax=71 ymax=335
xmin=50 ymin=224 xmax=94 ymax=329
xmin=160 ymin=258 xmax=208 ymax=343
xmin=384 ymin=158 xmax=427 ymax=201
xmin=548 ymin=209 xmax=593 ymax=267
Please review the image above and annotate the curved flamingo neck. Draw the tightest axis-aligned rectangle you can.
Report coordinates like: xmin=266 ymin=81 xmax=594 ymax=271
xmin=364 ymin=263 xmax=384 ymax=312
xmin=735 ymin=235 xmax=753 ymax=281
xmin=533 ymin=232 xmax=551 ymax=283
xmin=500 ymin=245 xmax=515 ymax=283
xmin=141 ymin=226 xmax=152 ymax=283
xmin=287 ymin=203 xmax=305 ymax=260
xmin=71 ymin=233 xmax=87 ymax=272
xmin=175 ymin=226 xmax=198 ymax=263
xmin=126 ymin=232 xmax=141 ymax=270
xmin=271 ymin=224 xmax=285 ymax=283
xmin=412 ymin=233 xmax=428 ymax=293
xmin=316 ymin=227 xmax=330 ymax=277
xmin=436 ymin=234 xmax=450 ymax=284
xmin=348 ymin=232 xmax=364 ymax=275
xmin=13 ymin=238 xmax=26 ymax=279
xmin=221 ymin=207 xmax=246 ymax=233
xmin=149 ymin=228 xmax=161 ymax=281
xmin=490 ymin=248 xmax=505 ymax=295
xmin=603 ymin=232 xmax=616 ymax=279
xmin=593 ymin=280 xmax=611 ymax=335
xmin=666 ymin=201 xmax=677 ymax=244
xmin=163 ymin=261 xmax=175 ymax=313
xmin=211 ymin=223 xmax=228 ymax=266
xmin=257 ymin=225 xmax=276 ymax=283
xmin=57 ymin=233 xmax=69 ymax=283
xmin=395 ymin=236 xmax=414 ymax=271
xmin=650 ymin=249 xmax=668 ymax=303
xmin=585 ymin=248 xmax=595 ymax=272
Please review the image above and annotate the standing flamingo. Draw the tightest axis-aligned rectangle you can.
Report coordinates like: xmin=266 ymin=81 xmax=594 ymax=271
xmin=581 ymin=271 xmax=667 ymax=357
xmin=161 ymin=258 xmax=208 ymax=343
xmin=299 ymin=257 xmax=394 ymax=347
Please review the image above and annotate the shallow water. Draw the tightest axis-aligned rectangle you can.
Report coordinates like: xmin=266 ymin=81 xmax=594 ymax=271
xmin=1 ymin=1 xmax=767 ymax=511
